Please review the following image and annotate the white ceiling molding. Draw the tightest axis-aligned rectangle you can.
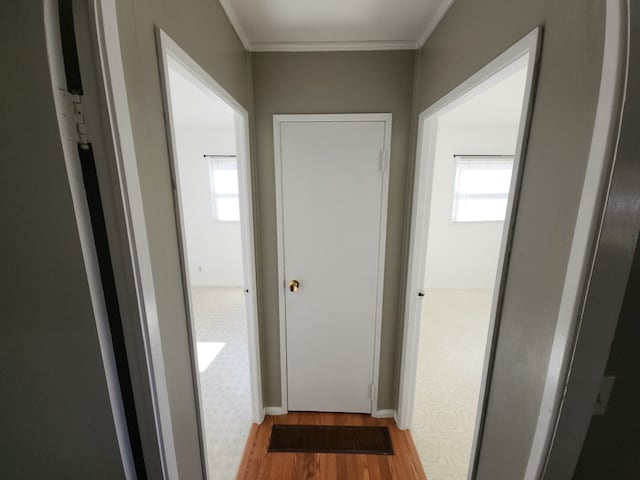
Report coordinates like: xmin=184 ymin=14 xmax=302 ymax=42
xmin=218 ymin=0 xmax=455 ymax=52
xmin=417 ymin=0 xmax=457 ymax=47
xmin=218 ymin=0 xmax=251 ymax=49
xmin=249 ymin=40 xmax=419 ymax=53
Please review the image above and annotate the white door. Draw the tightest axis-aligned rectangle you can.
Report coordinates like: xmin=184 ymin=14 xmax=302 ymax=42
xmin=276 ymin=115 xmax=390 ymax=413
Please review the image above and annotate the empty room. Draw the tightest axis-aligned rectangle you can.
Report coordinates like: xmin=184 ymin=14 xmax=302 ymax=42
xmin=406 ymin=55 xmax=531 ymax=479
xmin=159 ymin=49 xmax=257 ymax=478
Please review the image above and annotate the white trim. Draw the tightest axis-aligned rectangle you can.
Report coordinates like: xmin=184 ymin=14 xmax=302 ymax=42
xmin=272 ymin=117 xmax=289 ymax=414
xmin=524 ymin=1 xmax=627 ymax=477
xmin=273 ymin=113 xmax=392 ymax=415
xmin=210 ymin=0 xmax=450 ymax=52
xmin=156 ymin=30 xmax=265 ymax=420
xmin=156 ymin=29 xmax=265 ymax=477
xmin=466 ymin=33 xmax=540 ymax=480
xmin=92 ymin=1 xmax=179 ymax=478
xmin=275 ymin=113 xmax=392 ymax=122
xmin=157 ymin=31 xmax=251 ymax=120
xmin=217 ymin=0 xmax=251 ymax=49
xmin=234 ymin=111 xmax=266 ymax=426
xmin=372 ymin=117 xmax=392 ymax=416
xmin=264 ymin=406 xmax=288 ymax=416
xmin=417 ymin=0 xmax=457 ymax=47
xmin=396 ymin=27 xmax=541 ymax=480
xmin=395 ymin=115 xmax=436 ymax=431
xmin=414 ymin=33 xmax=538 ymax=121
xmin=375 ymin=409 xmax=397 ymax=419
xmin=44 ymin=3 xmax=136 ymax=477
xmin=250 ymin=40 xmax=418 ymax=52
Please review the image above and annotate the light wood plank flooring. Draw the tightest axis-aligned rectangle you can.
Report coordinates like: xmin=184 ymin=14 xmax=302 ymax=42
xmin=237 ymin=413 xmax=426 ymax=479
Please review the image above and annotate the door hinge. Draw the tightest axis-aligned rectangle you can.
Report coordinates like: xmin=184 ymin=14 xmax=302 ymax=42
xmin=369 ymin=383 xmax=376 ymax=400
xmin=58 ymin=89 xmax=90 ymax=149
xmin=379 ymin=149 xmax=389 ymax=172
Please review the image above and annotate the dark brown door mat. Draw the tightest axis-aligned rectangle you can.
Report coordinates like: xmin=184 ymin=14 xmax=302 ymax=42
xmin=267 ymin=424 xmax=394 ymax=455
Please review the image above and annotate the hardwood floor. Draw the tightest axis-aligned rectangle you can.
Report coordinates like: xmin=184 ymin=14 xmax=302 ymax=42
xmin=237 ymin=413 xmax=427 ymax=479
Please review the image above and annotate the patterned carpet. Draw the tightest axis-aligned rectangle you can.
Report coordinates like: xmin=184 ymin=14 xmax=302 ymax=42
xmin=191 ymin=287 xmax=252 ymax=480
xmin=411 ymin=289 xmax=493 ymax=480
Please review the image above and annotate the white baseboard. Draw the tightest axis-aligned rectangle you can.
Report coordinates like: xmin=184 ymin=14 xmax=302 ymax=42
xmin=264 ymin=406 xmax=287 ymax=416
xmin=393 ymin=411 xmax=406 ymax=429
xmin=253 ymin=408 xmax=266 ymax=425
xmin=374 ymin=409 xmax=397 ymax=419
xmin=264 ymin=407 xmax=397 ymax=419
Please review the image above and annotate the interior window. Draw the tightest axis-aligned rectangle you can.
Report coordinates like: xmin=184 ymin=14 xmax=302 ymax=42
xmin=209 ymin=157 xmax=240 ymax=222
xmin=452 ymin=158 xmax=513 ymax=222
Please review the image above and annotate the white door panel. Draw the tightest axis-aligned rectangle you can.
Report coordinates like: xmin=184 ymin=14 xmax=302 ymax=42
xmin=280 ymin=120 xmax=387 ymax=413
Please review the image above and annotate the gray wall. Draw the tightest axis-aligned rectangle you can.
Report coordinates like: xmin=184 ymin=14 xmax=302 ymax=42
xmin=415 ymin=0 xmax=605 ymax=478
xmin=0 ymin=2 xmax=125 ymax=478
xmin=572 ymin=236 xmax=640 ymax=479
xmin=252 ymin=51 xmax=416 ymax=408
xmin=114 ymin=0 xmax=251 ymax=477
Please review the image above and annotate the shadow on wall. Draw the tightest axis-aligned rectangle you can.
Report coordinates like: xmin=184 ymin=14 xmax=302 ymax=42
xmin=573 ymin=235 xmax=640 ymax=479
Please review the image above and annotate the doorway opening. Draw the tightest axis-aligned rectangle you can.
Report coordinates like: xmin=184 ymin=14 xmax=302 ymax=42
xmin=157 ymin=31 xmax=263 ymax=479
xmin=397 ymin=29 xmax=540 ymax=479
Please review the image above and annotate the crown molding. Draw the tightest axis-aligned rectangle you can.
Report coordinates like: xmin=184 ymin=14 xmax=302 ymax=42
xmin=249 ymin=40 xmax=419 ymax=52
xmin=219 ymin=0 xmax=454 ymax=52
xmin=218 ymin=0 xmax=251 ymax=49
xmin=417 ymin=0 xmax=456 ymax=47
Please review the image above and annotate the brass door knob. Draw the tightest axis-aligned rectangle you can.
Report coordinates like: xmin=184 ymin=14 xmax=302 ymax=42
xmin=289 ymin=280 xmax=300 ymax=292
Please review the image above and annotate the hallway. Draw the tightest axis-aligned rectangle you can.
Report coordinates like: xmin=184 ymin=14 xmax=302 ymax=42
xmin=2 ymin=1 xmax=623 ymax=478
xmin=237 ymin=413 xmax=426 ymax=479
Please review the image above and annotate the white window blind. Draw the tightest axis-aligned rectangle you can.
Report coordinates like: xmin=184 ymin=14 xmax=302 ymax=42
xmin=208 ymin=157 xmax=240 ymax=222
xmin=452 ymin=158 xmax=513 ymax=222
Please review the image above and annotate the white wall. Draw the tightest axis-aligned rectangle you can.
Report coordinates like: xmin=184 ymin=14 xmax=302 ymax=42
xmin=424 ymin=125 xmax=519 ymax=289
xmin=174 ymin=127 xmax=244 ymax=287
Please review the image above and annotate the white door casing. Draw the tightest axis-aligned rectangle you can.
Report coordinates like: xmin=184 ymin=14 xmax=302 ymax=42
xmin=397 ymin=27 xmax=541 ymax=480
xmin=274 ymin=114 xmax=391 ymax=414
xmin=156 ymin=29 xmax=264 ymax=479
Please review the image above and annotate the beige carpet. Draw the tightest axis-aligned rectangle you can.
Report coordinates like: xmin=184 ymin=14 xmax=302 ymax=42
xmin=411 ymin=289 xmax=493 ymax=480
xmin=191 ymin=287 xmax=252 ymax=480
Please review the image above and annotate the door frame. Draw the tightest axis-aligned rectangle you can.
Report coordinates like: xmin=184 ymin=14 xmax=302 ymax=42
xmin=396 ymin=27 xmax=541 ymax=477
xmin=272 ymin=113 xmax=392 ymax=415
xmin=155 ymin=29 xmax=264 ymax=476
xmin=528 ymin=1 xmax=630 ymax=476
xmin=85 ymin=1 xmax=179 ymax=477
xmin=82 ymin=4 xmax=263 ymax=478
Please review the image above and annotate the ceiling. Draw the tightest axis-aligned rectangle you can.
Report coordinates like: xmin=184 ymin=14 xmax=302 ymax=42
xmin=439 ymin=63 xmax=528 ymax=129
xmin=219 ymin=0 xmax=456 ymax=51
xmin=168 ymin=57 xmax=236 ymax=131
